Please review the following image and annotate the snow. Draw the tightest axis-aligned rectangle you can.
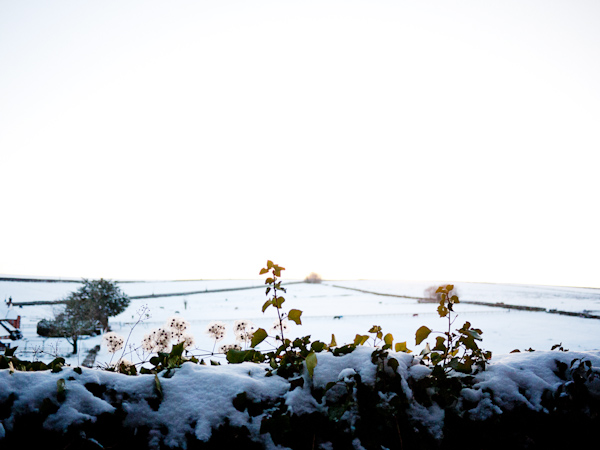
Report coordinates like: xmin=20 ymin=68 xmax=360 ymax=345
xmin=3 ymin=278 xmax=599 ymax=368
xmin=3 ymin=345 xmax=597 ymax=447
xmin=1 ymin=278 xmax=600 ymax=447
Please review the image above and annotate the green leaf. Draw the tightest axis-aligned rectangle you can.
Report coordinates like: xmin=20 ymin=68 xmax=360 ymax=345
xmin=387 ymin=357 xmax=399 ymax=372
xmin=430 ymin=352 xmax=443 ymax=366
xmin=354 ymin=334 xmax=369 ymax=346
xmin=437 ymin=305 xmax=449 ymax=317
xmin=262 ymin=299 xmax=273 ymax=313
xmin=433 ymin=336 xmax=447 ymax=352
xmin=306 ymin=351 xmax=317 ymax=378
xmin=273 ymin=296 xmax=285 ymax=308
xmin=369 ymin=325 xmax=382 ymax=334
xmin=395 ymin=341 xmax=411 ymax=353
xmin=311 ymin=341 xmax=326 ymax=353
xmin=415 ymin=326 xmax=432 ymax=345
xmin=384 ymin=333 xmax=394 ymax=347
xmin=56 ymin=378 xmax=66 ymax=402
xmin=330 ymin=334 xmax=337 ymax=348
xmin=227 ymin=349 xmax=265 ymax=364
xmin=170 ymin=342 xmax=185 ymax=359
xmin=50 ymin=357 xmax=65 ymax=373
xmin=154 ymin=374 xmax=163 ymax=401
xmin=288 ymin=309 xmax=302 ymax=325
xmin=251 ymin=328 xmax=268 ymax=348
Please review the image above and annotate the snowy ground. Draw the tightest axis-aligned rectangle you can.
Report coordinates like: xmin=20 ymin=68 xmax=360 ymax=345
xmin=2 ymin=278 xmax=599 ymax=368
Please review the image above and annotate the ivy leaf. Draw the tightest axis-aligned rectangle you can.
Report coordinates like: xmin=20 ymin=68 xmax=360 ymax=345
xmin=311 ymin=341 xmax=326 ymax=352
xmin=265 ymin=277 xmax=274 ymax=285
xmin=227 ymin=349 xmax=265 ymax=364
xmin=415 ymin=326 xmax=432 ymax=345
xmin=306 ymin=351 xmax=317 ymax=378
xmin=259 ymin=268 xmax=269 ymax=275
xmin=251 ymin=328 xmax=268 ymax=348
xmin=288 ymin=309 xmax=302 ymax=325
xmin=267 ymin=260 xmax=274 ymax=269
xmin=273 ymin=296 xmax=285 ymax=308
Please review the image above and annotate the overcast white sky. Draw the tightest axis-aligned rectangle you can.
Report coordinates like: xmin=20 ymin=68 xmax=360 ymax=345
xmin=1 ymin=1 xmax=599 ymax=286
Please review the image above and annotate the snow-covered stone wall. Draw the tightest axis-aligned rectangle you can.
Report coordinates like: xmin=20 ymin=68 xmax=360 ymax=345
xmin=1 ymin=347 xmax=599 ymax=449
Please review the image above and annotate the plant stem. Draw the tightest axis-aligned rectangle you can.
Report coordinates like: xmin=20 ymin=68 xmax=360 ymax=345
xmin=446 ymin=300 xmax=452 ymax=364
xmin=273 ymin=274 xmax=286 ymax=343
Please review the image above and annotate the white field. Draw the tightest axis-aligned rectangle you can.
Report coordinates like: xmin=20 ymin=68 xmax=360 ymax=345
xmin=1 ymin=278 xmax=599 ymax=368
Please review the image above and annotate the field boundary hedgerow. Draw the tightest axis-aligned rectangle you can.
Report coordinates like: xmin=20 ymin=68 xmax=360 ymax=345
xmin=11 ymin=281 xmax=306 ymax=306
xmin=329 ymin=284 xmax=600 ymax=320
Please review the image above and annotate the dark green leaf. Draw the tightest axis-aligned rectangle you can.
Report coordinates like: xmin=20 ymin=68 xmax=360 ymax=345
xmin=415 ymin=326 xmax=432 ymax=345
xmin=288 ymin=309 xmax=302 ymax=325
xmin=56 ymin=378 xmax=66 ymax=402
xmin=273 ymin=296 xmax=285 ymax=308
xmin=262 ymin=299 xmax=272 ymax=313
xmin=251 ymin=328 xmax=268 ymax=348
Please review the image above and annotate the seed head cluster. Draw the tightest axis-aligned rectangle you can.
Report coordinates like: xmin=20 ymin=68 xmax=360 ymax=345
xmin=103 ymin=332 xmax=125 ymax=353
xmin=206 ymin=321 xmax=227 ymax=341
xmin=218 ymin=343 xmax=241 ymax=354
xmin=271 ymin=319 xmax=289 ymax=337
xmin=142 ymin=316 xmax=195 ymax=353
xmin=233 ymin=319 xmax=257 ymax=344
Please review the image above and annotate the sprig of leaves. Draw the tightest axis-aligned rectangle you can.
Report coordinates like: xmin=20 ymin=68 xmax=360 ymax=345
xmin=415 ymin=285 xmax=491 ymax=375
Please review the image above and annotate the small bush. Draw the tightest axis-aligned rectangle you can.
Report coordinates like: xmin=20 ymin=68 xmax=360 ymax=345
xmin=304 ymin=272 xmax=322 ymax=283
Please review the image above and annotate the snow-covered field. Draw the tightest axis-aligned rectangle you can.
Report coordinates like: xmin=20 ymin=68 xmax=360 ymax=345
xmin=2 ymin=277 xmax=600 ymax=448
xmin=2 ymin=278 xmax=599 ymax=367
